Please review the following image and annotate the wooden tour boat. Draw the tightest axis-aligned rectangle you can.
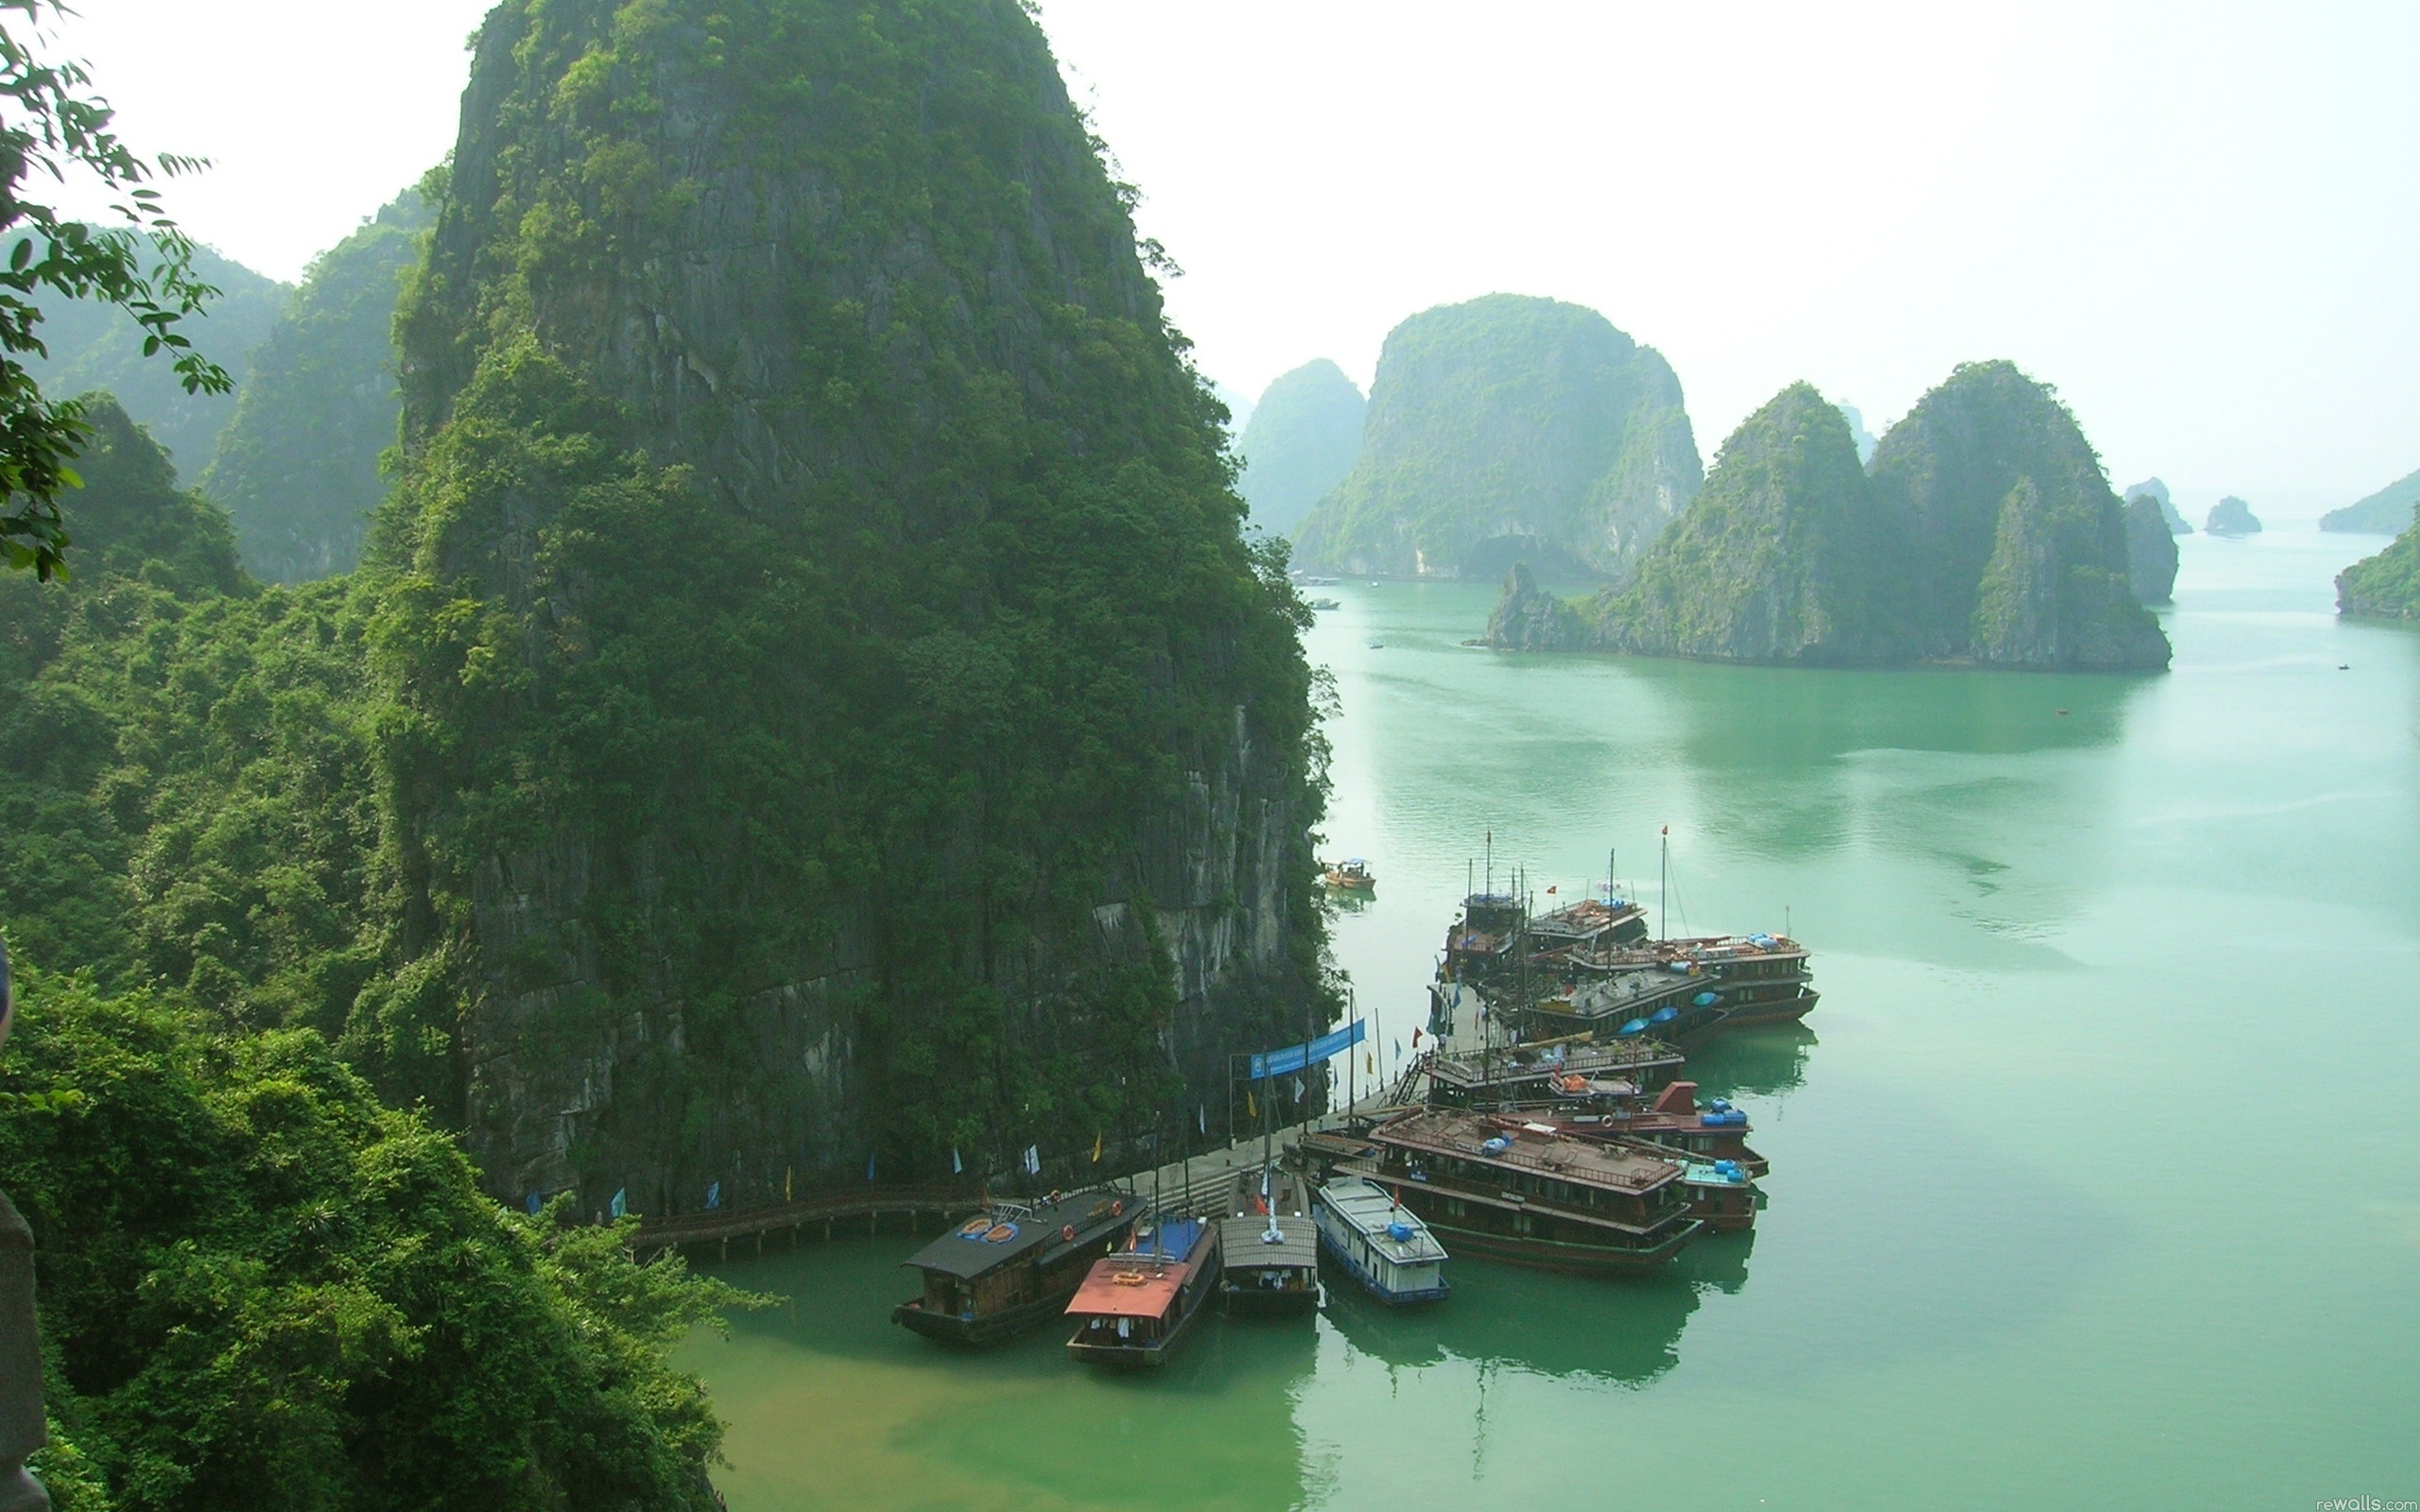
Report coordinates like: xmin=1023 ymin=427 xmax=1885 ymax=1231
xmin=1322 ymin=858 xmax=1376 ymax=891
xmin=1064 ymin=1213 xmax=1222 ymax=1366
xmin=894 ymin=1188 xmax=1139 ymax=1346
xmin=1313 ymin=1175 xmax=1450 ymax=1306
xmin=1362 ymin=1108 xmax=1703 ymax=1275
xmin=1219 ymin=1167 xmax=1322 ymax=1316
xmin=1527 ymin=1079 xmax=1769 ymax=1177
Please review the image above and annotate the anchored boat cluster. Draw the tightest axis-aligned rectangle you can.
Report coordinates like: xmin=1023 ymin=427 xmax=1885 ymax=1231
xmin=889 ymin=876 xmax=1810 ymax=1366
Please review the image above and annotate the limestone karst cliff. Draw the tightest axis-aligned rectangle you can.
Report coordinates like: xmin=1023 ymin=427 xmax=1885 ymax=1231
xmin=2125 ymin=476 xmax=2192 ymax=535
xmin=374 ymin=0 xmax=1327 ymax=1209
xmin=203 ymin=185 xmax=433 ymax=582
xmin=1490 ymin=363 xmax=2170 ymax=671
xmin=1292 ymin=294 xmax=1701 ymax=580
xmin=2123 ymin=494 xmax=2179 ymax=604
xmin=1236 ymin=358 xmax=1364 ymax=537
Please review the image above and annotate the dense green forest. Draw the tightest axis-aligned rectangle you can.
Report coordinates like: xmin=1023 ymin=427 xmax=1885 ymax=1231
xmin=2337 ymin=515 xmax=2420 ymax=619
xmin=0 ymin=406 xmax=745 ymax=1508
xmin=1 ymin=0 xmax=1331 ymax=1504
xmin=1236 ymin=359 xmax=1365 ymax=537
xmin=1292 ymin=294 xmax=1702 ymax=580
xmin=202 ymin=187 xmax=432 ymax=583
xmin=1492 ymin=363 xmax=2171 ymax=670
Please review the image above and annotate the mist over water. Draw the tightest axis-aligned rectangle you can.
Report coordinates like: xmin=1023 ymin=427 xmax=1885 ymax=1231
xmin=683 ymin=526 xmax=2420 ymax=1510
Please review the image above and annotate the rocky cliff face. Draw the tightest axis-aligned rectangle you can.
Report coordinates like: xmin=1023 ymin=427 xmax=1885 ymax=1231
xmin=2123 ymin=494 xmax=2179 ymax=604
xmin=1490 ymin=362 xmax=2169 ymax=671
xmin=374 ymin=0 xmax=1324 ymax=1209
xmin=1291 ymin=295 xmax=1700 ymax=580
xmin=204 ymin=186 xmax=432 ymax=583
xmin=1236 ymin=359 xmax=1364 ymax=538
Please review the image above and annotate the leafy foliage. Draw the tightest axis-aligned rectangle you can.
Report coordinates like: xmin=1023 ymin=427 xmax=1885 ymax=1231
xmin=1292 ymin=293 xmax=1701 ymax=579
xmin=0 ymin=1 xmax=236 ymax=577
xmin=0 ymin=966 xmax=745 ymax=1512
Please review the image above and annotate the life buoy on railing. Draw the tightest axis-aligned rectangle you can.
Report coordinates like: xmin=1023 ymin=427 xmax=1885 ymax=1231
xmin=1111 ymin=1200 xmax=1124 ymax=1217
xmin=1063 ymin=1224 xmax=1077 ymax=1243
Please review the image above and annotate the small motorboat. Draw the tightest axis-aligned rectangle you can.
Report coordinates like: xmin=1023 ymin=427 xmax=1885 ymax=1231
xmin=1322 ymin=858 xmax=1375 ymax=891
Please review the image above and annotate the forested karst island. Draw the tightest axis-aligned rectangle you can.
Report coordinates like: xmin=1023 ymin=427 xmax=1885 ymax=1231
xmin=1490 ymin=362 xmax=2172 ymax=670
xmin=1290 ymin=294 xmax=1702 ymax=580
xmin=1 ymin=0 xmax=1328 ymax=1502
xmin=1236 ymin=358 xmax=1365 ymax=536
xmin=2337 ymin=511 xmax=2420 ymax=620
xmin=2321 ymin=466 xmax=2420 ymax=535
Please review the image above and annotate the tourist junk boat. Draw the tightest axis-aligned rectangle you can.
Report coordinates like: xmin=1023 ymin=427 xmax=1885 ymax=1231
xmin=1415 ymin=1037 xmax=1686 ymax=1108
xmin=1218 ymin=1167 xmax=1322 ymax=1315
xmin=1361 ymin=1108 xmax=1702 ymax=1274
xmin=1322 ymin=858 xmax=1376 ymax=891
xmin=1528 ymin=1079 xmax=1769 ymax=1177
xmin=1676 ymin=1159 xmax=1757 ymax=1233
xmin=1312 ymin=1174 xmax=1449 ymax=1305
xmin=1064 ymin=1212 xmax=1222 ymax=1366
xmin=893 ymin=1188 xmax=1138 ymax=1346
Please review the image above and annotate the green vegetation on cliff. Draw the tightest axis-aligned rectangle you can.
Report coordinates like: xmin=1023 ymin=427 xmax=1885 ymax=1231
xmin=2337 ymin=516 xmax=2420 ymax=620
xmin=202 ymin=186 xmax=433 ymax=582
xmin=0 ymin=413 xmax=750 ymax=1509
xmin=2320 ymin=467 xmax=2420 ymax=535
xmin=1493 ymin=362 xmax=2169 ymax=670
xmin=1292 ymin=294 xmax=1700 ymax=579
xmin=1236 ymin=358 xmax=1364 ymax=537
xmin=374 ymin=0 xmax=1326 ymax=1206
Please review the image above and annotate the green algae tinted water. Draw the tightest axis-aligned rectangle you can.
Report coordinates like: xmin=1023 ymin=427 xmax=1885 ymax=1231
xmin=681 ymin=528 xmax=2420 ymax=1510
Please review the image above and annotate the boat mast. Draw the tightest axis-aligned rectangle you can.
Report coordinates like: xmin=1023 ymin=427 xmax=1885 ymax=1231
xmin=1659 ymin=826 xmax=1669 ymax=943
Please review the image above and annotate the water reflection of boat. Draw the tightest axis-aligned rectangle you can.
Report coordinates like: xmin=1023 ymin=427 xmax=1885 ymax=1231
xmin=892 ymin=1188 xmax=1136 ymax=1346
xmin=1219 ymin=1167 xmax=1321 ymax=1316
xmin=1322 ymin=1261 xmax=1702 ymax=1386
xmin=1313 ymin=1175 xmax=1448 ymax=1306
xmin=1064 ymin=1214 xmax=1221 ymax=1366
xmin=1685 ymin=1022 xmax=1817 ymax=1099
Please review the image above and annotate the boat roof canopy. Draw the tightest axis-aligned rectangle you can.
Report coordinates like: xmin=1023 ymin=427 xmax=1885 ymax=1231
xmin=1066 ymin=1258 xmax=1190 ymax=1317
xmin=899 ymin=1189 xmax=1128 ymax=1280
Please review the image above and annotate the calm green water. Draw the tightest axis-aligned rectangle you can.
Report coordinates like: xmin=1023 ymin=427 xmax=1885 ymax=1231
xmin=681 ymin=528 xmax=2420 ymax=1510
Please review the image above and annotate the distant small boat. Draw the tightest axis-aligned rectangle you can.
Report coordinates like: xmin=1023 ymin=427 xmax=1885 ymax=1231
xmin=1314 ymin=1175 xmax=1449 ymax=1306
xmin=1309 ymin=597 xmax=1340 ymax=610
xmin=1367 ymin=640 xmax=1385 ymax=649
xmin=1322 ymin=858 xmax=1375 ymax=891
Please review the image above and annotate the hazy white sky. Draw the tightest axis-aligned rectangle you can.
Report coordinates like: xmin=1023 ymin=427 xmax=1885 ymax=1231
xmin=43 ymin=1 xmax=2419 ymax=519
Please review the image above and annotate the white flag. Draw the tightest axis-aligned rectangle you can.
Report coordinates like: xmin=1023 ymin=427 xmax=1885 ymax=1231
xmin=1024 ymin=1143 xmax=1041 ymax=1175
xmin=951 ymin=1147 xmax=962 ymax=1175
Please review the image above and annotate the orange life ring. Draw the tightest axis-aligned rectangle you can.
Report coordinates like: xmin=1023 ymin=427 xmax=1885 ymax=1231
xmin=1111 ymin=1200 xmax=1124 ymax=1217
xmin=1063 ymin=1224 xmax=1077 ymax=1243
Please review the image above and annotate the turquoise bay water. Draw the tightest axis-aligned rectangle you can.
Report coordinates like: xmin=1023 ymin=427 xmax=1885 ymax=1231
xmin=681 ymin=528 xmax=2420 ymax=1510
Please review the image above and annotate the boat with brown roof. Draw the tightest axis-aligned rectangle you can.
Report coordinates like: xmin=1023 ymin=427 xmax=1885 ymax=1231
xmin=1063 ymin=1212 xmax=1222 ymax=1366
xmin=1526 ymin=1079 xmax=1769 ymax=1177
xmin=894 ymin=1188 xmax=1139 ymax=1346
xmin=1360 ymin=1108 xmax=1703 ymax=1275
